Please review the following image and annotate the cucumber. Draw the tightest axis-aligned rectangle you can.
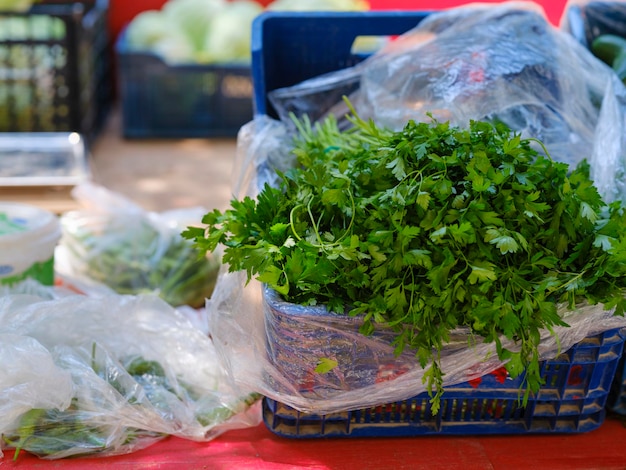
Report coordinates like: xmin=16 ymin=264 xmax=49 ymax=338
xmin=591 ymin=34 xmax=626 ymax=65
xmin=612 ymin=49 xmax=626 ymax=83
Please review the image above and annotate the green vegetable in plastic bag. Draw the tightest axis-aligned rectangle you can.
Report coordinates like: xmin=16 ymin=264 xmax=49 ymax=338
xmin=57 ymin=183 xmax=220 ymax=308
xmin=0 ymin=289 xmax=261 ymax=460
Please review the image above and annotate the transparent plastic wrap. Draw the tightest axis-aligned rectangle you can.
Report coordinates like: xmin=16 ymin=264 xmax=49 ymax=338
xmin=268 ymin=3 xmax=626 ymax=204
xmin=55 ymin=182 xmax=220 ymax=308
xmin=201 ymin=117 xmax=626 ymax=415
xmin=0 ymin=281 xmax=260 ymax=460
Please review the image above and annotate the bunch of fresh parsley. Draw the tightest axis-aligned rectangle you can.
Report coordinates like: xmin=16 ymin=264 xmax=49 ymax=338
xmin=183 ymin=107 xmax=626 ymax=412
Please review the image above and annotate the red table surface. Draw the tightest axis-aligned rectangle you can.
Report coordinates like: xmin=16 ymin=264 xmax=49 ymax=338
xmin=2 ymin=413 xmax=626 ymax=469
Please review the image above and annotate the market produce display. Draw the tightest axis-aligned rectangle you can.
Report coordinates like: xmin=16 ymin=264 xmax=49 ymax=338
xmin=125 ymin=0 xmax=263 ymax=64
xmin=4 ymin=352 xmax=170 ymax=459
xmin=60 ymin=213 xmax=220 ymax=308
xmin=184 ymin=105 xmax=626 ymax=412
xmin=124 ymin=0 xmax=369 ymax=64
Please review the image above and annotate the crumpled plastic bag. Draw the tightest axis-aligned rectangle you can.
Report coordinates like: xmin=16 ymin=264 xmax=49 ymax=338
xmin=268 ymin=2 xmax=626 ymax=204
xmin=0 ymin=280 xmax=260 ymax=460
xmin=55 ymin=182 xmax=220 ymax=309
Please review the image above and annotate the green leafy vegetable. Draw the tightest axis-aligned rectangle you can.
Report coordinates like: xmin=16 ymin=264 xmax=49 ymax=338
xmin=183 ymin=104 xmax=626 ymax=412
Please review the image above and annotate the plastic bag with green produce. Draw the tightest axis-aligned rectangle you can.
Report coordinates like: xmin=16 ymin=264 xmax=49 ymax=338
xmin=0 ymin=281 xmax=260 ymax=460
xmin=55 ymin=182 xmax=220 ymax=308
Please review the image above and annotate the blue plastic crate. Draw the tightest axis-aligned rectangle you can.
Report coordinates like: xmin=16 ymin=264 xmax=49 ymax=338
xmin=0 ymin=0 xmax=112 ymax=143
xmin=608 ymin=351 xmax=626 ymax=414
xmin=115 ymin=28 xmax=253 ymax=139
xmin=263 ymin=328 xmax=626 ymax=438
xmin=250 ymin=10 xmax=431 ymax=120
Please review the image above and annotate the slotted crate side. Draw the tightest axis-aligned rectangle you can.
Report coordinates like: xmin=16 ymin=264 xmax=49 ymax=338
xmin=262 ymin=328 xmax=625 ymax=438
xmin=608 ymin=352 xmax=626 ymax=414
xmin=263 ymin=399 xmax=607 ymax=438
xmin=0 ymin=0 xmax=111 ymax=141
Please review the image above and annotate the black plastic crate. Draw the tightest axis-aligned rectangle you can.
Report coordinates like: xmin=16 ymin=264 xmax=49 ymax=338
xmin=263 ymin=328 xmax=626 ymax=438
xmin=115 ymin=28 xmax=253 ymax=139
xmin=0 ymin=0 xmax=112 ymax=142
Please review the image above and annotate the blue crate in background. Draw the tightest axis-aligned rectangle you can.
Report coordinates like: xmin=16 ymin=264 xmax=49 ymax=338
xmin=263 ymin=328 xmax=626 ymax=438
xmin=115 ymin=29 xmax=253 ymax=139
xmin=250 ymin=11 xmax=431 ymax=120
xmin=0 ymin=0 xmax=112 ymax=144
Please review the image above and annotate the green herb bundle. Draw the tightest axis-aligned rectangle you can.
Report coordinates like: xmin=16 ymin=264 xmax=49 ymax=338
xmin=183 ymin=107 xmax=626 ymax=411
xmin=63 ymin=218 xmax=219 ymax=308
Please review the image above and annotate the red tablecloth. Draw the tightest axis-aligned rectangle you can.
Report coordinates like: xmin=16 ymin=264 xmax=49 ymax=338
xmin=2 ymin=413 xmax=626 ymax=469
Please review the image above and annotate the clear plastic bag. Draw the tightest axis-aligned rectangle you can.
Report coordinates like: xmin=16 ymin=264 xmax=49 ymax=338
xmin=268 ymin=2 xmax=626 ymax=204
xmin=55 ymin=182 xmax=220 ymax=309
xmin=0 ymin=280 xmax=260 ymax=460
